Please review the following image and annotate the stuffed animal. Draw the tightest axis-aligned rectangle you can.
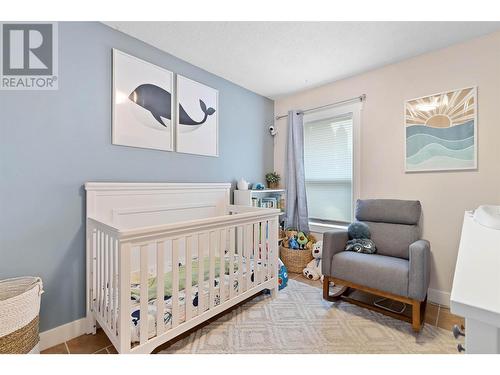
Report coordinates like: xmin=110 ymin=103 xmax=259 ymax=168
xmin=303 ymin=241 xmax=323 ymax=281
xmin=305 ymin=233 xmax=317 ymax=250
xmin=278 ymin=259 xmax=288 ymax=290
xmin=282 ymin=229 xmax=298 ymax=248
xmin=347 ymin=221 xmax=371 ymax=239
xmin=288 ymin=236 xmax=300 ymax=249
xmin=296 ymin=231 xmax=308 ymax=249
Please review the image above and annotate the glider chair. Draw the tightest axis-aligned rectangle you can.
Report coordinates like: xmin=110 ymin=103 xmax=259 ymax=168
xmin=322 ymin=199 xmax=430 ymax=332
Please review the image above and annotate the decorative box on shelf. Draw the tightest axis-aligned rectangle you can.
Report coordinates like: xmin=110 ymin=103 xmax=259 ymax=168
xmin=234 ymin=189 xmax=286 ymax=214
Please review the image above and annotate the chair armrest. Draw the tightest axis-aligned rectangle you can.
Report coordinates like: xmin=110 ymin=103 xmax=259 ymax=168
xmin=408 ymin=239 xmax=431 ymax=301
xmin=321 ymin=229 xmax=348 ymax=276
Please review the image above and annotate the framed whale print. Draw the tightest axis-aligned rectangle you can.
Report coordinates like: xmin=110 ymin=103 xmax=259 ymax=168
xmin=176 ymin=75 xmax=218 ymax=157
xmin=405 ymin=86 xmax=477 ymax=172
xmin=112 ymin=49 xmax=174 ymax=151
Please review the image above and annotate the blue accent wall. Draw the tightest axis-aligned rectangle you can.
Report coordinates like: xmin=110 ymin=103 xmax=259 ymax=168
xmin=0 ymin=22 xmax=274 ymax=331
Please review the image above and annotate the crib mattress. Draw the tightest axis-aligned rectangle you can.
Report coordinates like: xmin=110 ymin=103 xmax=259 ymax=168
xmin=129 ymin=259 xmax=269 ymax=343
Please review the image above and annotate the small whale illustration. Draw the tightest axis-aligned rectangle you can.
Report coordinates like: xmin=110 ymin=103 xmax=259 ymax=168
xmin=128 ymin=83 xmax=216 ymax=128
xmin=179 ymin=99 xmax=216 ymax=126
xmin=129 ymin=84 xmax=171 ymax=127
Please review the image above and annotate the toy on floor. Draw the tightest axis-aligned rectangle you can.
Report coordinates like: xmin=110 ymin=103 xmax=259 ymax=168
xmin=278 ymin=259 xmax=288 ymax=290
xmin=303 ymin=241 xmax=323 ymax=281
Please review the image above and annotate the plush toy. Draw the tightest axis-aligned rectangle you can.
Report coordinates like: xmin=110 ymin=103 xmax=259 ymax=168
xmin=282 ymin=229 xmax=298 ymax=248
xmin=288 ymin=236 xmax=300 ymax=249
xmin=305 ymin=233 xmax=317 ymax=250
xmin=348 ymin=221 xmax=371 ymax=239
xmin=303 ymin=241 xmax=323 ymax=281
xmin=277 ymin=259 xmax=288 ymax=290
xmin=296 ymin=231 xmax=308 ymax=249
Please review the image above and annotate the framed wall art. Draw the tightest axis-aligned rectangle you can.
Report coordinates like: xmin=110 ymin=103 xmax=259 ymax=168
xmin=176 ymin=75 xmax=218 ymax=157
xmin=112 ymin=49 xmax=174 ymax=151
xmin=405 ymin=86 xmax=477 ymax=172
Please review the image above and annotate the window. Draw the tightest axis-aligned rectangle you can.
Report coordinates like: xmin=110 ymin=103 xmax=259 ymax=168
xmin=304 ymin=108 xmax=358 ymax=225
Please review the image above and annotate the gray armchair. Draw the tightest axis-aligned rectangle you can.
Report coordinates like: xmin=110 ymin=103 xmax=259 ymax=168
xmin=322 ymin=199 xmax=430 ymax=332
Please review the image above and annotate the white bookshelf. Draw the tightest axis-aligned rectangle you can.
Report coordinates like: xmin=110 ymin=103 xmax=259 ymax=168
xmin=234 ymin=189 xmax=286 ymax=213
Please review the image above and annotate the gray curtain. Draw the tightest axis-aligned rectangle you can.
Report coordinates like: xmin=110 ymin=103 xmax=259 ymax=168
xmin=285 ymin=110 xmax=310 ymax=232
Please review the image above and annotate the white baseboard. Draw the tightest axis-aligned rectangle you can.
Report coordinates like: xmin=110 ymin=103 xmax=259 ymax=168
xmin=39 ymin=317 xmax=88 ymax=351
xmin=428 ymin=288 xmax=451 ymax=307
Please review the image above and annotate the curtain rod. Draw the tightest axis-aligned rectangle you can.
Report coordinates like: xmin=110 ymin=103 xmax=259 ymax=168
xmin=275 ymin=94 xmax=366 ymax=121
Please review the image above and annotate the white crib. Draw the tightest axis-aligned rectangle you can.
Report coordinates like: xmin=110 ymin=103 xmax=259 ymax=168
xmin=85 ymin=182 xmax=280 ymax=354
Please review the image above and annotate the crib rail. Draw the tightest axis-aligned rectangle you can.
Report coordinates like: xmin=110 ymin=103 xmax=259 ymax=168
xmin=87 ymin=206 xmax=280 ymax=353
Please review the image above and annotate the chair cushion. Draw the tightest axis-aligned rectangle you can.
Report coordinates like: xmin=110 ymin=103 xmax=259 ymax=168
xmin=364 ymin=221 xmax=420 ymax=259
xmin=355 ymin=199 xmax=421 ymax=225
xmin=331 ymin=251 xmax=409 ymax=298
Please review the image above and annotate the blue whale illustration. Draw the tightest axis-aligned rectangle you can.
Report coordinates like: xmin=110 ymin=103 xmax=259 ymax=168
xmin=128 ymin=84 xmax=215 ymax=127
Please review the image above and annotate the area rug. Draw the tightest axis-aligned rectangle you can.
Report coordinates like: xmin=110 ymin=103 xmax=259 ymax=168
xmin=159 ymin=279 xmax=458 ymax=354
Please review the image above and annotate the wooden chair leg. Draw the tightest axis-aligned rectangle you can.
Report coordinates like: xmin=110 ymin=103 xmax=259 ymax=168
xmin=412 ymin=300 xmax=422 ymax=332
xmin=322 ymin=277 xmax=347 ymax=301
xmin=323 ymin=277 xmax=330 ymax=300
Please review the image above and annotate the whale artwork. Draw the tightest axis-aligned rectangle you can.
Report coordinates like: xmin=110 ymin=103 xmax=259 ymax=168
xmin=179 ymin=99 xmax=216 ymax=125
xmin=112 ymin=49 xmax=174 ymax=152
xmin=128 ymin=83 xmax=216 ymax=127
xmin=176 ymin=75 xmax=219 ymax=157
xmin=128 ymin=84 xmax=171 ymax=127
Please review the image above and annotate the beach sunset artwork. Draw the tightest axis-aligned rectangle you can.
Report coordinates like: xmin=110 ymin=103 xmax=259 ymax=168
xmin=405 ymin=87 xmax=477 ymax=172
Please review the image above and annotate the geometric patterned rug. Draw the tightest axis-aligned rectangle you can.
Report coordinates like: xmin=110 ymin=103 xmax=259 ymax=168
xmin=160 ymin=279 xmax=458 ymax=354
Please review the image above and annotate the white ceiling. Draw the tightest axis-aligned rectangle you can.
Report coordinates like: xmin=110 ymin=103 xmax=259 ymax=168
xmin=105 ymin=22 xmax=500 ymax=99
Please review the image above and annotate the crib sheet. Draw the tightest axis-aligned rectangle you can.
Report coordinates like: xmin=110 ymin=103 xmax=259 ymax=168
xmin=129 ymin=258 xmax=268 ymax=343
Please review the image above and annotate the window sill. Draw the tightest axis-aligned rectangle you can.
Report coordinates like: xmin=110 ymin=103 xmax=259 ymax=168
xmin=309 ymin=221 xmax=348 ymax=234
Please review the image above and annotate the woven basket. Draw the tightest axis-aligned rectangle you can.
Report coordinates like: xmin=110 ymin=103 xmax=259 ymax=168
xmin=279 ymin=246 xmax=313 ymax=273
xmin=0 ymin=277 xmax=43 ymax=354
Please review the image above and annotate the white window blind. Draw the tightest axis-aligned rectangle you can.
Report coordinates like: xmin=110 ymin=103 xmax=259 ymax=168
xmin=304 ymin=114 xmax=353 ymax=223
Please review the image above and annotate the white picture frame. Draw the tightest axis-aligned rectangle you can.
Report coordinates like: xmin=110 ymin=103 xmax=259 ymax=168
xmin=176 ymin=75 xmax=219 ymax=157
xmin=404 ymin=86 xmax=477 ymax=173
xmin=112 ymin=49 xmax=174 ymax=151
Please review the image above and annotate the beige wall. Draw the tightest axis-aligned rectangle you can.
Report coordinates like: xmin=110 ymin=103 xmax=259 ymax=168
xmin=274 ymin=31 xmax=500 ymax=304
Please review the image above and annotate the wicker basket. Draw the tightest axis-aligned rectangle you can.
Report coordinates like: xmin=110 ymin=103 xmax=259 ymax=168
xmin=279 ymin=246 xmax=313 ymax=273
xmin=0 ymin=277 xmax=43 ymax=354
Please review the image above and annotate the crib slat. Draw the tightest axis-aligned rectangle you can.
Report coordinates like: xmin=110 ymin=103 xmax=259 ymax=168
xmin=118 ymin=242 xmax=131 ymax=351
xmin=185 ymin=236 xmax=192 ymax=321
xmin=228 ymin=228 xmax=235 ymax=299
xmin=245 ymin=224 xmax=252 ymax=290
xmin=101 ymin=233 xmax=109 ymax=321
xmin=156 ymin=241 xmax=165 ymax=336
xmin=254 ymin=223 xmax=260 ymax=285
xmin=266 ymin=221 xmax=271 ymax=282
xmin=90 ymin=227 xmax=96 ymax=315
xmin=237 ymin=226 xmax=244 ymax=294
xmin=269 ymin=219 xmax=278 ymax=279
xmin=139 ymin=245 xmax=149 ymax=345
xmin=99 ymin=231 xmax=104 ymax=314
xmin=172 ymin=239 xmax=180 ymax=328
xmin=107 ymin=234 xmax=112 ymax=325
xmin=219 ymin=228 xmax=226 ymax=304
xmin=113 ymin=238 xmax=118 ymax=333
xmin=209 ymin=232 xmax=216 ymax=309
xmin=197 ymin=234 xmax=205 ymax=314
xmin=95 ymin=230 xmax=100 ymax=314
